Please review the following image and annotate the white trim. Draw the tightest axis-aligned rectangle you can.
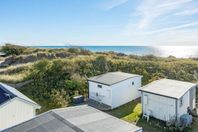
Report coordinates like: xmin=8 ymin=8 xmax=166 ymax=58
xmin=0 ymin=97 xmax=41 ymax=109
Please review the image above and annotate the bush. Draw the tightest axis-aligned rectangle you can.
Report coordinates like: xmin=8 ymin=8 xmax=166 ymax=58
xmin=1 ymin=44 xmax=25 ymax=56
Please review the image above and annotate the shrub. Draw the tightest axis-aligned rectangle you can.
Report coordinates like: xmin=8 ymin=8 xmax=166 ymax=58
xmin=1 ymin=44 xmax=26 ymax=56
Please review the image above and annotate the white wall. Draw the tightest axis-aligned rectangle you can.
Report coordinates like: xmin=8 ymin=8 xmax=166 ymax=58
xmin=177 ymin=91 xmax=190 ymax=119
xmin=89 ymin=81 xmax=112 ymax=106
xmin=189 ymin=86 xmax=196 ymax=109
xmin=0 ymin=99 xmax=35 ymax=130
xmin=142 ymin=92 xmax=176 ymax=122
xmin=111 ymin=77 xmax=141 ymax=109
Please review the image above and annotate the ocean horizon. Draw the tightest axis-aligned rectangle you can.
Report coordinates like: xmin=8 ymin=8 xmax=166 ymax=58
xmin=32 ymin=46 xmax=198 ymax=58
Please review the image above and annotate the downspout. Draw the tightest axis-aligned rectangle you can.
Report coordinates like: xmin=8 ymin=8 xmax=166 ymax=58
xmin=175 ymin=99 xmax=178 ymax=121
xmin=87 ymin=81 xmax=89 ymax=99
xmin=141 ymin=92 xmax=144 ymax=115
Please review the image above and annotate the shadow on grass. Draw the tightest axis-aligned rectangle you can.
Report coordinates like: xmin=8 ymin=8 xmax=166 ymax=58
xmin=106 ymin=98 xmax=141 ymax=119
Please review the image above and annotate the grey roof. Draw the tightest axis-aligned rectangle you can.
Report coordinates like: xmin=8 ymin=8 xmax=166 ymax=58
xmin=139 ymin=79 xmax=197 ymax=99
xmin=0 ymin=82 xmax=40 ymax=108
xmin=88 ymin=72 xmax=141 ymax=86
xmin=3 ymin=105 xmax=142 ymax=132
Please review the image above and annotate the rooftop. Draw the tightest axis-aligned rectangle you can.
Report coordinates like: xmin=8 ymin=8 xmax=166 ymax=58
xmin=4 ymin=105 xmax=142 ymax=132
xmin=88 ymin=72 xmax=141 ymax=86
xmin=139 ymin=79 xmax=197 ymax=99
xmin=0 ymin=82 xmax=40 ymax=108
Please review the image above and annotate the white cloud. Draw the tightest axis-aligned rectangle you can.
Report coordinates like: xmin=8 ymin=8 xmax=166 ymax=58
xmin=175 ymin=8 xmax=198 ymax=16
xmin=145 ymin=21 xmax=198 ymax=34
xmin=103 ymin=0 xmax=129 ymax=10
xmin=150 ymin=29 xmax=198 ymax=46
xmin=158 ymin=0 xmax=193 ymax=8
xmin=136 ymin=0 xmax=193 ymax=29
xmin=121 ymin=20 xmax=198 ymax=46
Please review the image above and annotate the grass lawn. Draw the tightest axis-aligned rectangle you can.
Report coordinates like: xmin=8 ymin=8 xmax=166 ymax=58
xmin=106 ymin=98 xmax=142 ymax=123
xmin=106 ymin=99 xmax=198 ymax=132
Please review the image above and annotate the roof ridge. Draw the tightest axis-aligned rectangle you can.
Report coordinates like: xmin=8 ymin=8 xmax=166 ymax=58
xmin=51 ymin=111 xmax=84 ymax=132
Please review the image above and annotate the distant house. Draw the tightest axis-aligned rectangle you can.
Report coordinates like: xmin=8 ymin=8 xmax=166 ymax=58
xmin=139 ymin=79 xmax=197 ymax=122
xmin=88 ymin=72 xmax=142 ymax=109
xmin=0 ymin=82 xmax=40 ymax=130
xmin=3 ymin=105 xmax=142 ymax=132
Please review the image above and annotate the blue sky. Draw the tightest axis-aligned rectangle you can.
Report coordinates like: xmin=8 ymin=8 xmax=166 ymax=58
xmin=0 ymin=0 xmax=198 ymax=46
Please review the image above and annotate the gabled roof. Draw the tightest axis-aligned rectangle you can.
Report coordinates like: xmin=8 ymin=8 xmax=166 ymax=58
xmin=0 ymin=82 xmax=40 ymax=108
xmin=88 ymin=72 xmax=141 ymax=86
xmin=139 ymin=79 xmax=197 ymax=99
xmin=4 ymin=105 xmax=142 ymax=132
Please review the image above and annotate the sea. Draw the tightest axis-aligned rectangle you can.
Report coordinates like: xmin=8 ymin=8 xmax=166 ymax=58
xmin=33 ymin=46 xmax=198 ymax=58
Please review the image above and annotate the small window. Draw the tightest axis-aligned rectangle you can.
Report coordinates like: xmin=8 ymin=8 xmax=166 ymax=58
xmin=98 ymin=84 xmax=102 ymax=88
xmin=132 ymin=81 xmax=134 ymax=86
xmin=96 ymin=93 xmax=99 ymax=96
xmin=180 ymin=97 xmax=183 ymax=107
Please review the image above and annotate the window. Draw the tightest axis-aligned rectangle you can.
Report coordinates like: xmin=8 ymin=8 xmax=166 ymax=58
xmin=132 ymin=81 xmax=134 ymax=86
xmin=180 ymin=97 xmax=183 ymax=107
xmin=98 ymin=84 xmax=102 ymax=88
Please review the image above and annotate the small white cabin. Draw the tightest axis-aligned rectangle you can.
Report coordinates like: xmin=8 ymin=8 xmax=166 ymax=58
xmin=88 ymin=72 xmax=142 ymax=109
xmin=0 ymin=83 xmax=40 ymax=131
xmin=139 ymin=79 xmax=197 ymax=122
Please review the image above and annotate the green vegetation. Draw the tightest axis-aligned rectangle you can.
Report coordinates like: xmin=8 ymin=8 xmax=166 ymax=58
xmin=1 ymin=44 xmax=25 ymax=56
xmin=0 ymin=46 xmax=198 ymax=114
xmin=0 ymin=46 xmax=197 ymax=131
xmin=0 ymin=44 xmax=91 ymax=57
xmin=0 ymin=63 xmax=32 ymax=83
xmin=107 ymin=99 xmax=142 ymax=123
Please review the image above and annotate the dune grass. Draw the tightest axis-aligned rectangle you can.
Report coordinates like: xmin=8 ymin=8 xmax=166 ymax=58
xmin=0 ymin=72 xmax=29 ymax=83
xmin=0 ymin=63 xmax=33 ymax=83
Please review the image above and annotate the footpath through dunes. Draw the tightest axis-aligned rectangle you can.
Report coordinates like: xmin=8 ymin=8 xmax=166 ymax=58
xmin=0 ymin=44 xmax=91 ymax=67
xmin=0 ymin=52 xmax=75 ymax=67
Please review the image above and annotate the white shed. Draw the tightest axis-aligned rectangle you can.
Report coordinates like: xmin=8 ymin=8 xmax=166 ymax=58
xmin=88 ymin=72 xmax=142 ymax=109
xmin=0 ymin=82 xmax=40 ymax=130
xmin=139 ymin=79 xmax=197 ymax=122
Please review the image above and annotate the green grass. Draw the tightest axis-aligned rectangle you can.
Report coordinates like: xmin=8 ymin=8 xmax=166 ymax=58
xmin=107 ymin=99 xmax=142 ymax=123
xmin=107 ymin=99 xmax=198 ymax=132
